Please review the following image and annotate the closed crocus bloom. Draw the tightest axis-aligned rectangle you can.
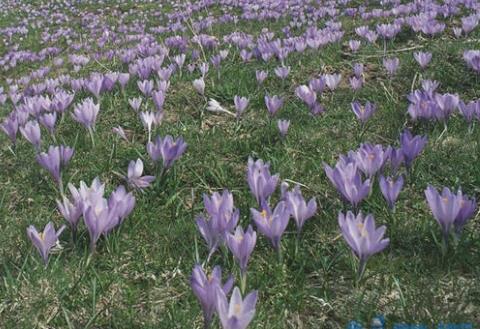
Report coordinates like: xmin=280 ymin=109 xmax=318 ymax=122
xmin=216 ymin=287 xmax=258 ymax=329
xmin=295 ymin=85 xmax=316 ymax=107
xmin=351 ymin=101 xmax=376 ymax=123
xmin=413 ymin=52 xmax=432 ymax=69
xmin=59 ymin=145 xmax=74 ymax=166
xmin=424 ymin=185 xmax=461 ymax=242
xmin=72 ymin=98 xmax=100 ymax=130
xmin=255 ymin=70 xmax=268 ymax=84
xmin=118 ymin=73 xmax=130 ymax=89
xmin=246 ymin=157 xmax=279 ymax=205
xmin=1 ymin=114 xmax=19 ymax=145
xmin=400 ymin=129 xmax=427 ymax=168
xmin=251 ymin=201 xmax=290 ymax=251
xmin=274 ymin=66 xmax=290 ymax=80
xmin=56 ymin=195 xmax=82 ymax=234
xmin=338 ymin=211 xmax=389 ymax=278
xmin=234 ymin=96 xmax=249 ymax=118
xmin=140 ymin=111 xmax=156 ymax=142
xmin=226 ymin=225 xmax=257 ymax=274
xmin=354 ymin=143 xmax=389 ymax=178
xmin=454 ymin=191 xmax=477 ymax=235
xmin=379 ymin=175 xmax=404 ymax=209
xmin=38 ymin=112 xmax=57 ymax=135
xmin=191 ymin=265 xmax=234 ymax=329
xmin=197 ymin=190 xmax=240 ymax=257
xmin=264 ymin=95 xmax=283 ymax=117
xmin=193 ymin=78 xmax=205 ymax=95
xmin=20 ymin=120 xmax=41 ymax=151
xmin=105 ymin=185 xmax=136 ymax=233
xmin=127 ymin=159 xmax=155 ymax=189
xmin=277 ymin=119 xmax=290 ymax=137
xmin=285 ymin=186 xmax=317 ymax=234
xmin=349 ymin=76 xmax=363 ymax=91
xmin=27 ymin=222 xmax=65 ymax=265
xmin=128 ymin=97 xmax=142 ymax=112
xmin=323 ymin=73 xmax=342 ymax=91
xmin=36 ymin=145 xmax=61 ymax=184
xmin=383 ymin=57 xmax=400 ymax=75
xmin=147 ymin=135 xmax=187 ymax=169
xmin=84 ymin=198 xmax=115 ymax=251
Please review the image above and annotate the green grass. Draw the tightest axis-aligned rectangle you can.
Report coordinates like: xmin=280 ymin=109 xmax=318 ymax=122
xmin=1 ymin=1 xmax=480 ymax=328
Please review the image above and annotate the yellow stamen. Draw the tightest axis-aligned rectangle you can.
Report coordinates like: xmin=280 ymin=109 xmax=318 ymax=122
xmin=233 ymin=303 xmax=242 ymax=315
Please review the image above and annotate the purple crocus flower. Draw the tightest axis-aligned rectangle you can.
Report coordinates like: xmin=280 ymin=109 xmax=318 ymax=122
xmin=399 ymin=129 xmax=427 ymax=169
xmin=285 ymin=186 xmax=317 ymax=234
xmin=454 ymin=191 xmax=477 ymax=235
xmin=83 ymin=197 xmax=116 ymax=251
xmin=265 ymin=95 xmax=283 ymax=117
xmin=196 ymin=190 xmax=240 ymax=257
xmin=349 ymin=76 xmax=363 ymax=91
xmin=216 ymin=287 xmax=258 ymax=329
xmin=27 ymin=222 xmax=65 ymax=265
xmin=274 ymin=66 xmax=290 ymax=80
xmin=137 ymin=80 xmax=154 ymax=97
xmin=191 ymin=265 xmax=234 ymax=329
xmin=351 ymin=101 xmax=376 ymax=123
xmin=255 ymin=70 xmax=268 ymax=84
xmin=20 ymin=120 xmax=41 ymax=151
xmin=251 ymin=201 xmax=290 ymax=251
xmin=413 ymin=52 xmax=432 ymax=69
xmin=38 ymin=112 xmax=57 ymax=135
xmin=338 ymin=211 xmax=389 ymax=278
xmin=425 ymin=185 xmax=462 ymax=244
xmin=324 ymin=160 xmax=371 ymax=208
xmin=458 ymin=100 xmax=479 ymax=124
xmin=152 ymin=90 xmax=166 ymax=112
xmin=379 ymin=175 xmax=404 ymax=209
xmin=1 ymin=114 xmax=18 ymax=145
xmin=295 ymin=85 xmax=316 ymax=107
xmin=324 ymin=73 xmax=342 ymax=91
xmin=147 ymin=135 xmax=187 ymax=170
xmin=36 ymin=145 xmax=62 ymax=185
xmin=85 ymin=74 xmax=103 ymax=99
xmin=127 ymin=159 xmax=155 ymax=189
xmin=463 ymin=50 xmax=480 ymax=73
xmin=277 ymin=119 xmax=290 ymax=138
xmin=246 ymin=157 xmax=279 ymax=205
xmin=105 ymin=185 xmax=136 ymax=232
xmin=383 ymin=57 xmax=400 ymax=75
xmin=128 ymin=97 xmax=142 ymax=112
xmin=226 ymin=225 xmax=257 ymax=274
xmin=434 ymin=93 xmax=459 ymax=121
xmin=234 ymin=96 xmax=249 ymax=118
xmin=354 ymin=143 xmax=389 ymax=178
xmin=118 ymin=73 xmax=130 ymax=89
xmin=72 ymin=98 xmax=100 ymax=130
xmin=56 ymin=194 xmax=82 ymax=238
xmin=349 ymin=40 xmax=361 ymax=52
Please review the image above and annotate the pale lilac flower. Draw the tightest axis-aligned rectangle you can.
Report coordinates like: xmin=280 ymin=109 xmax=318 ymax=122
xmin=127 ymin=159 xmax=155 ymax=189
xmin=234 ymin=96 xmax=249 ymax=118
xmin=338 ymin=211 xmax=389 ymax=279
xmin=251 ymin=201 xmax=290 ymax=251
xmin=191 ymin=265 xmax=234 ymax=329
xmin=379 ymin=175 xmax=404 ymax=209
xmin=20 ymin=120 xmax=41 ymax=151
xmin=27 ymin=222 xmax=65 ymax=265
xmin=216 ymin=287 xmax=258 ymax=329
